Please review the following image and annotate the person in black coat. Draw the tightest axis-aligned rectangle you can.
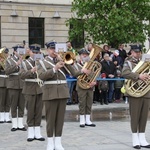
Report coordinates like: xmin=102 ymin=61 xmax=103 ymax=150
xmin=101 ymin=53 xmax=116 ymax=103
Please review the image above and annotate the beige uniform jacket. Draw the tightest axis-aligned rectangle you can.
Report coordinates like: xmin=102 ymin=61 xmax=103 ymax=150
xmin=5 ymin=56 xmax=23 ymax=89
xmin=37 ymin=57 xmax=81 ymax=101
xmin=20 ymin=57 xmax=42 ymax=95
xmin=121 ymin=56 xmax=150 ymax=98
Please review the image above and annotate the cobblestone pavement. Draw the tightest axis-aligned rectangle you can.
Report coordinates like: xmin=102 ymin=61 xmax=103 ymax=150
xmin=1 ymin=102 xmax=150 ymax=150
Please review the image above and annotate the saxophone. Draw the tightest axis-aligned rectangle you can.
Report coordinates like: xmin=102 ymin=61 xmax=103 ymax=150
xmin=124 ymin=49 xmax=150 ymax=97
xmin=77 ymin=44 xmax=102 ymax=89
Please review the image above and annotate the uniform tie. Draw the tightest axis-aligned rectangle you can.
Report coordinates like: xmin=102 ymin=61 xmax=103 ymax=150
xmin=53 ymin=58 xmax=57 ymax=64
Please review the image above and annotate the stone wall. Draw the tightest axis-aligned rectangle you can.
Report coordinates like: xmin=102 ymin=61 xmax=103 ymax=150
xmin=0 ymin=1 xmax=73 ymax=52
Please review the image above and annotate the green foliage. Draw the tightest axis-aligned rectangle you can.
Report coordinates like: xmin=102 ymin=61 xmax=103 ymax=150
xmin=67 ymin=0 xmax=150 ymax=48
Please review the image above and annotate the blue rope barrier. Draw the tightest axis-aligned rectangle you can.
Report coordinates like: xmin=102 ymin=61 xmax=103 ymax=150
xmin=66 ymin=77 xmax=125 ymax=82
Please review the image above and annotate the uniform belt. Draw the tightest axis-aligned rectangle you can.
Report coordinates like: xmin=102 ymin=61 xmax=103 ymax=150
xmin=10 ymin=73 xmax=19 ymax=76
xmin=44 ymin=80 xmax=67 ymax=84
xmin=25 ymin=79 xmax=38 ymax=82
xmin=0 ymin=75 xmax=8 ymax=78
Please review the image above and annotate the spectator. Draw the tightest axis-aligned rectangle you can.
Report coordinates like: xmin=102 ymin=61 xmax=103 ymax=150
xmin=118 ymin=44 xmax=127 ymax=63
xmin=101 ymin=53 xmax=116 ymax=103
xmin=98 ymin=73 xmax=109 ymax=105
xmin=114 ymin=70 xmax=124 ymax=103
xmin=102 ymin=45 xmax=113 ymax=58
xmin=66 ymin=41 xmax=77 ymax=55
xmin=112 ymin=50 xmax=124 ymax=70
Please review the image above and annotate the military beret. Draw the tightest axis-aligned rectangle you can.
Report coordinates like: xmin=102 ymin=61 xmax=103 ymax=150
xmin=45 ymin=41 xmax=57 ymax=49
xmin=78 ymin=48 xmax=90 ymax=55
xmin=130 ymin=45 xmax=142 ymax=52
xmin=12 ymin=44 xmax=24 ymax=51
xmin=4 ymin=48 xmax=9 ymax=53
xmin=29 ymin=43 xmax=41 ymax=53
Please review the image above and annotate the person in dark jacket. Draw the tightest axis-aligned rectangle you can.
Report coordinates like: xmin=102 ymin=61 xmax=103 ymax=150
xmin=101 ymin=53 xmax=116 ymax=103
xmin=114 ymin=70 xmax=124 ymax=103
xmin=118 ymin=44 xmax=127 ymax=63
xmin=98 ymin=73 xmax=109 ymax=105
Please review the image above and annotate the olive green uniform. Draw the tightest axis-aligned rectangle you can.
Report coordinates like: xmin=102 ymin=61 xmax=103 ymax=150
xmin=38 ymin=56 xmax=81 ymax=137
xmin=0 ymin=65 xmax=10 ymax=112
xmin=20 ymin=57 xmax=43 ymax=127
xmin=122 ymin=56 xmax=150 ymax=133
xmin=75 ymin=62 xmax=93 ymax=115
xmin=5 ymin=56 xmax=25 ymax=118
xmin=0 ymin=64 xmax=11 ymax=123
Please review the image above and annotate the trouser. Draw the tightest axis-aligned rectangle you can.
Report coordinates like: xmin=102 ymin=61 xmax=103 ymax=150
xmin=108 ymin=81 xmax=114 ymax=102
xmin=129 ymin=97 xmax=150 ymax=133
xmin=8 ymin=89 xmax=25 ymax=118
xmin=100 ymin=90 xmax=108 ymax=103
xmin=93 ymin=85 xmax=99 ymax=102
xmin=45 ymin=99 xmax=67 ymax=137
xmin=67 ymin=81 xmax=75 ymax=103
xmin=115 ymin=88 xmax=121 ymax=100
xmin=24 ymin=94 xmax=43 ymax=127
xmin=0 ymin=87 xmax=10 ymax=112
xmin=77 ymin=88 xmax=93 ymax=115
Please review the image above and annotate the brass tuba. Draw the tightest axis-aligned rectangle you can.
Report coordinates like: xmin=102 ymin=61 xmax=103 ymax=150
xmin=77 ymin=44 xmax=102 ymax=89
xmin=124 ymin=49 xmax=150 ymax=97
xmin=0 ymin=47 xmax=8 ymax=69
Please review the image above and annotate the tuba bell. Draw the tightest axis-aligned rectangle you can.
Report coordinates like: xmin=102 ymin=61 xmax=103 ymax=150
xmin=77 ymin=44 xmax=102 ymax=89
xmin=0 ymin=47 xmax=8 ymax=69
xmin=124 ymin=49 xmax=150 ymax=97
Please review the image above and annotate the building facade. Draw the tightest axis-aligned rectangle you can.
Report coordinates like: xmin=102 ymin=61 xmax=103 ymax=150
xmin=0 ymin=0 xmax=149 ymax=53
xmin=0 ymin=0 xmax=74 ymax=52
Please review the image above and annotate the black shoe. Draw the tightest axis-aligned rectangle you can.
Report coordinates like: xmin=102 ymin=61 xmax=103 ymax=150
xmin=18 ymin=127 xmax=27 ymax=131
xmin=34 ymin=137 xmax=45 ymax=141
xmin=85 ymin=123 xmax=96 ymax=127
xmin=0 ymin=121 xmax=4 ymax=123
xmin=27 ymin=138 xmax=34 ymax=142
xmin=11 ymin=128 xmax=18 ymax=132
xmin=104 ymin=102 xmax=108 ymax=105
xmin=133 ymin=145 xmax=141 ymax=149
xmin=67 ymin=102 xmax=72 ymax=105
xmin=5 ymin=120 xmax=12 ymax=123
xmin=79 ymin=124 xmax=85 ymax=128
xmin=141 ymin=145 xmax=150 ymax=148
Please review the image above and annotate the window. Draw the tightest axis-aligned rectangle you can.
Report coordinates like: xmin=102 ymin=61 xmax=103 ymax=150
xmin=29 ymin=18 xmax=44 ymax=47
xmin=69 ymin=19 xmax=84 ymax=49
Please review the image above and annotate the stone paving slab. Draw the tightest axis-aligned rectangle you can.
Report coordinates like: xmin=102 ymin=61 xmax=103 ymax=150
xmin=1 ymin=103 xmax=150 ymax=150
